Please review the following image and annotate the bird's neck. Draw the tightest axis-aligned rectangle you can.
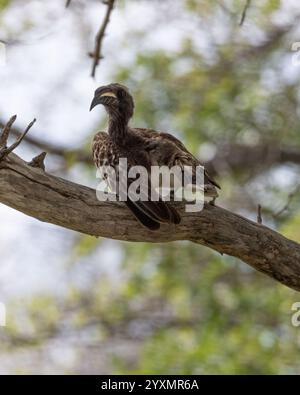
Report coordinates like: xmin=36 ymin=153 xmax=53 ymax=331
xmin=107 ymin=112 xmax=129 ymax=142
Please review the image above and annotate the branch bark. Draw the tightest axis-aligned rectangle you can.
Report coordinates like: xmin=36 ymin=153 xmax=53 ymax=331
xmin=1 ymin=152 xmax=300 ymax=292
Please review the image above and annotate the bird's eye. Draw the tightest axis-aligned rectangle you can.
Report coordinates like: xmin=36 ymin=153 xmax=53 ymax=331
xmin=117 ymin=90 xmax=126 ymax=99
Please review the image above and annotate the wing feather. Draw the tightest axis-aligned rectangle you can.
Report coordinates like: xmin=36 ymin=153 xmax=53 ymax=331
xmin=93 ymin=131 xmax=180 ymax=230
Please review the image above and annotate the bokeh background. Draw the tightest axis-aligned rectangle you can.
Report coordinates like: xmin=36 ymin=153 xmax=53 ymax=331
xmin=0 ymin=0 xmax=300 ymax=374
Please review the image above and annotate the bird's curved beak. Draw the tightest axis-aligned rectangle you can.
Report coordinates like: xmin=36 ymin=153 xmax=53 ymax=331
xmin=89 ymin=91 xmax=117 ymax=111
xmin=89 ymin=95 xmax=101 ymax=112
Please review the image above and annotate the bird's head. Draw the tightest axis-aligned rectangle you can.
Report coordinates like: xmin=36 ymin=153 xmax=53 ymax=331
xmin=90 ymin=83 xmax=134 ymax=121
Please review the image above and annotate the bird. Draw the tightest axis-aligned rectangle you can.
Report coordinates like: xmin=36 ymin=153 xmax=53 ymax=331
xmin=90 ymin=83 xmax=220 ymax=231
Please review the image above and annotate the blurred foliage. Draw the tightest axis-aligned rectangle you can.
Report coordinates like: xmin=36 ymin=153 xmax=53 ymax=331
xmin=0 ymin=0 xmax=10 ymax=10
xmin=1 ymin=0 xmax=300 ymax=374
xmin=281 ymin=210 xmax=300 ymax=243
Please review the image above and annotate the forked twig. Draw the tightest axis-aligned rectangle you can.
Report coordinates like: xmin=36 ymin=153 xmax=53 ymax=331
xmin=0 ymin=116 xmax=36 ymax=161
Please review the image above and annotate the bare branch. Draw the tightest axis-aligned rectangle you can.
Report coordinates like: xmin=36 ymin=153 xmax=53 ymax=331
xmin=239 ymin=0 xmax=251 ymax=26
xmin=90 ymin=0 xmax=115 ymax=78
xmin=205 ymin=142 xmax=300 ymax=176
xmin=0 ymin=117 xmax=36 ymax=161
xmin=6 ymin=119 xmax=36 ymax=153
xmin=66 ymin=0 xmax=72 ymax=7
xmin=1 ymin=151 xmax=300 ymax=292
xmin=0 ymin=115 xmax=17 ymax=147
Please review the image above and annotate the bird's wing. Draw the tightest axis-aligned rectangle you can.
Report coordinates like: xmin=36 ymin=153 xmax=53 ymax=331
xmin=121 ymin=149 xmax=181 ymax=228
xmin=92 ymin=131 xmax=180 ymax=230
xmin=133 ymin=127 xmax=220 ymax=193
xmin=134 ymin=128 xmax=188 ymax=152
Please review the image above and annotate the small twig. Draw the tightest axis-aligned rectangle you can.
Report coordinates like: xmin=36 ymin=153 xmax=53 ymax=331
xmin=0 ymin=117 xmax=36 ymax=161
xmin=28 ymin=152 xmax=47 ymax=171
xmin=0 ymin=115 xmax=17 ymax=147
xmin=239 ymin=0 xmax=251 ymax=26
xmin=90 ymin=0 xmax=115 ymax=78
xmin=66 ymin=0 xmax=72 ymax=7
xmin=257 ymin=204 xmax=262 ymax=224
xmin=7 ymin=119 xmax=36 ymax=153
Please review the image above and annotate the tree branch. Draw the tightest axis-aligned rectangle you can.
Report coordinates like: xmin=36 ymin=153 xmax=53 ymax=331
xmin=205 ymin=142 xmax=300 ymax=176
xmin=1 ymin=151 xmax=300 ymax=292
xmin=90 ymin=0 xmax=115 ymax=78
xmin=239 ymin=0 xmax=251 ymax=26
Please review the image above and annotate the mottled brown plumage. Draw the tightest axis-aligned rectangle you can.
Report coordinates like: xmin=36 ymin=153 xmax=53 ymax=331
xmin=90 ymin=83 xmax=220 ymax=230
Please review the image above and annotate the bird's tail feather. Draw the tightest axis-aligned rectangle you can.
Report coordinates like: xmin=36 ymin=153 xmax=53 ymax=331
xmin=125 ymin=199 xmax=181 ymax=230
xmin=125 ymin=200 xmax=160 ymax=230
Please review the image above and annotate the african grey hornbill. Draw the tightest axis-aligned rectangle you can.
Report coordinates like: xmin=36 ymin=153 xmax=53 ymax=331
xmin=90 ymin=83 xmax=220 ymax=231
